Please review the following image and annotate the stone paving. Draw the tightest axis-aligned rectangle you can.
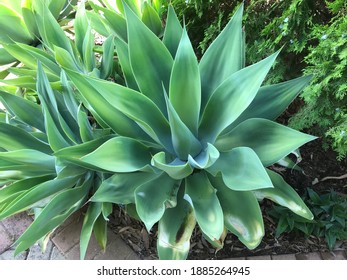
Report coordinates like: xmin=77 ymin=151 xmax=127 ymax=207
xmin=0 ymin=212 xmax=346 ymax=260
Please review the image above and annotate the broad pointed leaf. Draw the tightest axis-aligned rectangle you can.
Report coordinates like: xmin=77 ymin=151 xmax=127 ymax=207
xmin=224 ymin=75 xmax=313 ymax=132
xmin=199 ymin=3 xmax=244 ymax=110
xmin=100 ymin=35 xmax=115 ymax=79
xmin=199 ymin=51 xmax=280 ymax=143
xmin=163 ymin=5 xmax=183 ymax=58
xmin=215 ymin=118 xmax=317 ymax=166
xmin=169 ymin=28 xmax=201 ymax=135
xmin=254 ymin=169 xmax=314 ymax=220
xmin=188 ymin=143 xmax=220 ymax=169
xmin=207 ymin=147 xmax=273 ymax=191
xmin=91 ymin=172 xmax=160 ymax=204
xmin=185 ymin=172 xmax=224 ymax=240
xmin=125 ymin=4 xmax=173 ymax=114
xmin=210 ymin=175 xmax=264 ymax=249
xmin=80 ymin=137 xmax=152 ymax=172
xmin=135 ymin=173 xmax=179 ymax=231
xmin=142 ymin=2 xmax=162 ymax=36
xmin=157 ymin=195 xmax=196 ymax=260
xmin=165 ymin=94 xmax=201 ymax=160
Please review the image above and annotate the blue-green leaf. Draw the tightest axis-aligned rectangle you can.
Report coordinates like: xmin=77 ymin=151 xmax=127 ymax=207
xmin=215 ymin=118 xmax=317 ymax=166
xmin=135 ymin=173 xmax=179 ymax=231
xmin=163 ymin=5 xmax=183 ymax=58
xmin=210 ymin=175 xmax=264 ymax=249
xmin=91 ymin=172 xmax=160 ymax=204
xmin=185 ymin=172 xmax=224 ymax=241
xmin=169 ymin=28 xmax=201 ymax=135
xmin=125 ymin=3 xmax=173 ymax=114
xmin=199 ymin=3 xmax=244 ymax=110
xmin=151 ymin=152 xmax=193 ymax=180
xmin=199 ymin=51 xmax=280 ymax=143
xmin=207 ymin=147 xmax=273 ymax=191
xmin=254 ymin=169 xmax=314 ymax=220
xmin=141 ymin=1 xmax=162 ymax=36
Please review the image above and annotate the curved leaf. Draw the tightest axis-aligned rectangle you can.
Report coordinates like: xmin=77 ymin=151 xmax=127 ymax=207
xmin=254 ymin=169 xmax=314 ymax=220
xmin=224 ymin=75 xmax=313 ymax=132
xmin=215 ymin=118 xmax=317 ymax=166
xmin=210 ymin=176 xmax=264 ymax=249
xmin=185 ymin=172 xmax=224 ymax=241
xmin=91 ymin=172 xmax=160 ymax=204
xmin=187 ymin=143 xmax=220 ymax=169
xmin=207 ymin=147 xmax=273 ymax=191
xmin=80 ymin=137 xmax=152 ymax=172
xmin=199 ymin=3 xmax=244 ymax=110
xmin=125 ymin=3 xmax=173 ymax=114
xmin=169 ymin=28 xmax=201 ymax=135
xmin=135 ymin=173 xmax=179 ymax=231
xmin=157 ymin=195 xmax=196 ymax=260
xmin=199 ymin=51 xmax=280 ymax=143
xmin=151 ymin=152 xmax=193 ymax=180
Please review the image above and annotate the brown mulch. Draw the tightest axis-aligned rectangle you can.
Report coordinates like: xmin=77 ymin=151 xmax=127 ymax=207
xmin=108 ymin=138 xmax=347 ymax=260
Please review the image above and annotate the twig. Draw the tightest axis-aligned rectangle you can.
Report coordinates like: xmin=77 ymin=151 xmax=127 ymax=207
xmin=320 ymin=173 xmax=347 ymax=182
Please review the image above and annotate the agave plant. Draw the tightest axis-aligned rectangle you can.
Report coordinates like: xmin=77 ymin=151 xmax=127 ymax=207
xmin=0 ymin=0 xmax=78 ymax=66
xmin=0 ymin=1 xmax=115 ymax=97
xmin=0 ymin=2 xmax=316 ymax=260
xmin=51 ymin=3 xmax=316 ymax=259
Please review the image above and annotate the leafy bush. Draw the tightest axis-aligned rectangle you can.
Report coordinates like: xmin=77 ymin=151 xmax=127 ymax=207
xmin=170 ymin=0 xmax=347 ymax=159
xmin=0 ymin=2 xmax=316 ymax=260
xmin=269 ymin=188 xmax=347 ymax=250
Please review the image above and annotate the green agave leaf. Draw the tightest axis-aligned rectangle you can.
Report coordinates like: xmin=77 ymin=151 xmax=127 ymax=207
xmin=210 ymin=175 xmax=264 ymax=249
xmin=125 ymin=3 xmax=173 ymax=114
xmin=187 ymin=143 xmax=220 ymax=169
xmin=207 ymin=147 xmax=273 ymax=191
xmin=165 ymin=93 xmax=201 ymax=160
xmin=0 ymin=174 xmax=81 ymax=220
xmin=66 ymin=70 xmax=173 ymax=151
xmin=21 ymin=0 xmax=39 ymax=38
xmin=115 ymin=37 xmax=139 ymax=90
xmin=36 ymin=63 xmax=75 ymax=151
xmin=100 ymin=35 xmax=115 ymax=79
xmin=225 ymin=75 xmax=313 ymax=132
xmin=185 ymin=172 xmax=224 ymax=241
xmin=0 ymin=90 xmax=45 ymax=132
xmin=0 ymin=175 xmax=53 ymax=204
xmin=0 ymin=48 xmax=16 ymax=65
xmin=0 ymin=4 xmax=33 ymax=44
xmin=169 ymin=28 xmax=201 ymax=135
xmin=141 ymin=1 xmax=162 ymax=36
xmin=80 ymin=202 xmax=102 ymax=260
xmin=93 ymin=214 xmax=108 ymax=251
xmin=0 ymin=76 xmax=36 ymax=90
xmin=91 ymin=172 xmax=160 ymax=204
xmin=54 ymin=46 xmax=82 ymax=73
xmin=77 ymin=105 xmax=94 ymax=143
xmin=34 ymin=4 xmax=73 ymax=55
xmin=14 ymin=175 xmax=92 ymax=254
xmin=199 ymin=3 xmax=244 ymax=110
xmin=3 ymin=42 xmax=61 ymax=77
xmin=254 ymin=169 xmax=314 ymax=220
xmin=91 ymin=3 xmax=127 ymax=42
xmin=80 ymin=137 xmax=152 ymax=172
xmin=0 ymin=123 xmax=51 ymax=153
xmin=75 ymin=1 xmax=88 ymax=59
xmin=199 ymin=50 xmax=280 ymax=143
xmin=163 ymin=5 xmax=183 ymax=58
xmin=86 ymin=9 xmax=111 ymax=37
xmin=82 ymin=26 xmax=96 ymax=72
xmin=215 ymin=118 xmax=317 ymax=166
xmin=135 ymin=173 xmax=179 ymax=231
xmin=151 ymin=152 xmax=193 ymax=180
xmin=157 ymin=195 xmax=196 ymax=260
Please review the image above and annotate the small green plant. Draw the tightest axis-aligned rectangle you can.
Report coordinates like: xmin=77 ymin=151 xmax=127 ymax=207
xmin=0 ymin=2 xmax=316 ymax=260
xmin=269 ymin=188 xmax=347 ymax=250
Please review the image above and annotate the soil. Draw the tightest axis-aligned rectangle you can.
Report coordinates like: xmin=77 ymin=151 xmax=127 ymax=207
xmin=108 ymin=138 xmax=347 ymax=260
